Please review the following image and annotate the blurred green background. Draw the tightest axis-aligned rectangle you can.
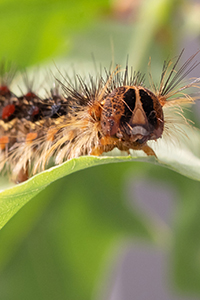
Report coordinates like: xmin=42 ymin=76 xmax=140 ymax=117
xmin=1 ymin=0 xmax=200 ymax=299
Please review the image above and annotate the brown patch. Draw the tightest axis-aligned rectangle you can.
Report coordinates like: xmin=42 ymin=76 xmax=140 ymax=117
xmin=47 ymin=128 xmax=58 ymax=142
xmin=0 ymin=136 xmax=9 ymax=150
xmin=26 ymin=132 xmax=38 ymax=144
xmin=88 ymin=101 xmax=102 ymax=120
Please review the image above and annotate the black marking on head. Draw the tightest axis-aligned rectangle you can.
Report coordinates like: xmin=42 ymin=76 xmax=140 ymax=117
xmin=119 ymin=88 xmax=136 ymax=135
xmin=123 ymin=88 xmax=136 ymax=119
xmin=139 ymin=89 xmax=157 ymax=126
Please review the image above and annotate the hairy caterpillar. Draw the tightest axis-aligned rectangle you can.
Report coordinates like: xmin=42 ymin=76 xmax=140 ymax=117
xmin=0 ymin=50 xmax=199 ymax=183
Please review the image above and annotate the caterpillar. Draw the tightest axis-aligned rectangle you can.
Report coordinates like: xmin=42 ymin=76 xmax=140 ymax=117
xmin=0 ymin=50 xmax=199 ymax=183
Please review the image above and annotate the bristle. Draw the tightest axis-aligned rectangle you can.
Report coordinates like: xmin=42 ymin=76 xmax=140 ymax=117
xmin=157 ymin=50 xmax=200 ymax=101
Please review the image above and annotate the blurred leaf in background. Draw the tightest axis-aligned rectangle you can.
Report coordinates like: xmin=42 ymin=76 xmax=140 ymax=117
xmin=0 ymin=0 xmax=110 ymax=67
xmin=1 ymin=0 xmax=200 ymax=299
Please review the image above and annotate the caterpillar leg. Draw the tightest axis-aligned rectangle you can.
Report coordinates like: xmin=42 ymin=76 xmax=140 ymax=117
xmin=15 ymin=165 xmax=29 ymax=183
xmin=141 ymin=144 xmax=157 ymax=157
xmin=90 ymin=136 xmax=118 ymax=155
xmin=90 ymin=136 xmax=157 ymax=158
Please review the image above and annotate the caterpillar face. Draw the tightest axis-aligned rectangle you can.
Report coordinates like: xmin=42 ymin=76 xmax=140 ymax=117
xmin=101 ymin=86 xmax=164 ymax=145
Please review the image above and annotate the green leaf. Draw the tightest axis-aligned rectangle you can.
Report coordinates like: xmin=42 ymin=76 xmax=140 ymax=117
xmin=0 ymin=163 xmax=155 ymax=300
xmin=0 ymin=155 xmax=150 ymax=230
xmin=1 ymin=120 xmax=200 ymax=230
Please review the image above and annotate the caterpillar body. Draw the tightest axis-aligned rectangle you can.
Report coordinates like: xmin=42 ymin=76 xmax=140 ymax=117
xmin=0 ymin=50 xmax=199 ymax=183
